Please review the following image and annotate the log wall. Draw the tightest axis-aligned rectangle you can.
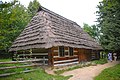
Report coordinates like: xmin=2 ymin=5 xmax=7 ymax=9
xmin=78 ymin=48 xmax=92 ymax=62
xmin=13 ymin=48 xmax=49 ymax=65
xmin=51 ymin=47 xmax=79 ymax=67
xmin=13 ymin=47 xmax=100 ymax=67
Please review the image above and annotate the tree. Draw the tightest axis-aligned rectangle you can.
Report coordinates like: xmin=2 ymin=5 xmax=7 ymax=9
xmin=0 ymin=1 xmax=30 ymax=51
xmin=27 ymin=0 xmax=40 ymax=18
xmin=83 ymin=23 xmax=100 ymax=41
xmin=0 ymin=0 xmax=41 ymax=53
xmin=97 ymin=0 xmax=120 ymax=52
xmin=0 ymin=0 xmax=17 ymax=8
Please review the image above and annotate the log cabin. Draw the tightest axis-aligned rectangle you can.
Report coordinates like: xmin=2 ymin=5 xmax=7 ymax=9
xmin=9 ymin=6 xmax=102 ymax=67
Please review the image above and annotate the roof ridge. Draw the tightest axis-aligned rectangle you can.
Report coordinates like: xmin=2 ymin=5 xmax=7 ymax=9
xmin=39 ymin=6 xmax=77 ymax=24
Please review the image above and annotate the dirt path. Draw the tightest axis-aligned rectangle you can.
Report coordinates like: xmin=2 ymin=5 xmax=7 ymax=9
xmin=62 ymin=61 xmax=120 ymax=80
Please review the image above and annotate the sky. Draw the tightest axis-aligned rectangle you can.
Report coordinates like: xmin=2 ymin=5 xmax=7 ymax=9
xmin=3 ymin=0 xmax=102 ymax=27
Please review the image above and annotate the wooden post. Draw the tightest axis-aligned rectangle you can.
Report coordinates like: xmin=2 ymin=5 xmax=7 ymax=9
xmin=98 ymin=50 xmax=100 ymax=60
xmin=76 ymin=48 xmax=79 ymax=63
xmin=48 ymin=48 xmax=54 ymax=67
xmin=43 ymin=56 xmax=45 ymax=65
xmin=15 ymin=51 xmax=18 ymax=61
xmin=79 ymin=48 xmax=86 ymax=62
xmin=29 ymin=49 xmax=32 ymax=59
xmin=23 ymin=51 xmax=25 ymax=60
xmin=78 ymin=48 xmax=84 ymax=63
xmin=78 ymin=48 xmax=80 ymax=63
xmin=48 ymin=48 xmax=51 ymax=66
xmin=89 ymin=49 xmax=92 ymax=61
xmin=51 ymin=47 xmax=54 ymax=67
xmin=12 ymin=51 xmax=16 ymax=61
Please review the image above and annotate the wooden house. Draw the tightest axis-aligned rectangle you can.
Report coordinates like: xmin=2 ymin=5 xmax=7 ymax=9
xmin=9 ymin=6 xmax=102 ymax=67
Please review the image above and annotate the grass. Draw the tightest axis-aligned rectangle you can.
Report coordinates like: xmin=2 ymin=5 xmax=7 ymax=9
xmin=0 ymin=64 xmax=33 ymax=74
xmin=95 ymin=64 xmax=120 ymax=80
xmin=92 ymin=59 xmax=108 ymax=64
xmin=0 ymin=59 xmax=71 ymax=80
xmin=0 ymin=68 xmax=71 ymax=80
xmin=0 ymin=59 xmax=33 ymax=74
xmin=0 ymin=58 xmax=108 ymax=80
xmin=0 ymin=59 xmax=12 ymax=62
xmin=54 ymin=62 xmax=91 ymax=75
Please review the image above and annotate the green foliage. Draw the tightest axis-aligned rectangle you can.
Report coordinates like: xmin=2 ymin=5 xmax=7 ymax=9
xmin=27 ymin=0 xmax=40 ymax=18
xmin=0 ymin=1 xmax=30 ymax=51
xmin=0 ymin=0 xmax=17 ymax=8
xmin=97 ymin=0 xmax=120 ymax=52
xmin=0 ymin=59 xmax=12 ymax=62
xmin=83 ymin=23 xmax=100 ymax=41
xmin=0 ymin=0 xmax=40 ymax=52
xmin=92 ymin=59 xmax=107 ymax=64
xmin=95 ymin=64 xmax=120 ymax=80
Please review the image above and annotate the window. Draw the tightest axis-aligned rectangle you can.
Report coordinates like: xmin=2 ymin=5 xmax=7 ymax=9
xmin=64 ymin=47 xmax=69 ymax=56
xmin=69 ymin=47 xmax=74 ymax=56
xmin=59 ymin=46 xmax=65 ymax=57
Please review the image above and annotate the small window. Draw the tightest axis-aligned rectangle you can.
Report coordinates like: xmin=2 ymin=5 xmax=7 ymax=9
xmin=64 ymin=47 xmax=69 ymax=56
xmin=59 ymin=46 xmax=65 ymax=57
xmin=69 ymin=47 xmax=74 ymax=56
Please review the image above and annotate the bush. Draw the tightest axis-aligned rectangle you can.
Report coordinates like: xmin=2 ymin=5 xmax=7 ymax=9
xmin=92 ymin=59 xmax=108 ymax=64
xmin=0 ymin=52 xmax=12 ymax=59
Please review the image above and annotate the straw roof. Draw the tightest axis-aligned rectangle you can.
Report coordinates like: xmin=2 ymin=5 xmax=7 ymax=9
xmin=9 ymin=6 xmax=102 ymax=51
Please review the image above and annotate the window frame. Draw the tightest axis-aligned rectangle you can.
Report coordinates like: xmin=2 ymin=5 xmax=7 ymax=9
xmin=59 ymin=46 xmax=65 ymax=57
xmin=69 ymin=47 xmax=74 ymax=56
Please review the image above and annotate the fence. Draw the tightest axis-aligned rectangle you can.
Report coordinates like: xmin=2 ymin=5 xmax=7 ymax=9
xmin=0 ymin=59 xmax=44 ymax=77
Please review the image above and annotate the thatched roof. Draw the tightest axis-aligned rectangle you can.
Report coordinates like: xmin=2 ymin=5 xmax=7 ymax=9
xmin=9 ymin=6 xmax=102 ymax=51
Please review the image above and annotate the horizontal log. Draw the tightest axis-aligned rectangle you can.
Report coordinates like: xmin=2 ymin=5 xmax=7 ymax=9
xmin=54 ymin=58 xmax=78 ymax=64
xmin=0 ymin=69 xmax=37 ymax=77
xmin=65 ymin=50 xmax=69 ymax=52
xmin=54 ymin=55 xmax=78 ymax=61
xmin=0 ymin=59 xmax=47 ymax=64
xmin=53 ymin=50 xmax=58 ymax=52
xmin=19 ymin=53 xmax=48 ymax=56
xmin=54 ymin=61 xmax=79 ymax=67
xmin=0 ymin=64 xmax=41 ymax=70
xmin=74 ymin=50 xmax=78 ymax=53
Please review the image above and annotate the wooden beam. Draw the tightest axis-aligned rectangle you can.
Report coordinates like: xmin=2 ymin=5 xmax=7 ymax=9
xmin=0 ymin=59 xmax=45 ymax=64
xmin=54 ymin=61 xmax=79 ymax=67
xmin=51 ymin=47 xmax=54 ymax=67
xmin=0 ymin=64 xmax=41 ymax=70
xmin=0 ymin=69 xmax=37 ymax=77
xmin=18 ymin=53 xmax=48 ymax=56
xmin=54 ymin=58 xmax=78 ymax=64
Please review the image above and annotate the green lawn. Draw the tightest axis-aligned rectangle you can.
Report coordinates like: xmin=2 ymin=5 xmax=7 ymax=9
xmin=0 ymin=68 xmax=71 ymax=80
xmin=95 ymin=64 xmax=120 ymax=80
